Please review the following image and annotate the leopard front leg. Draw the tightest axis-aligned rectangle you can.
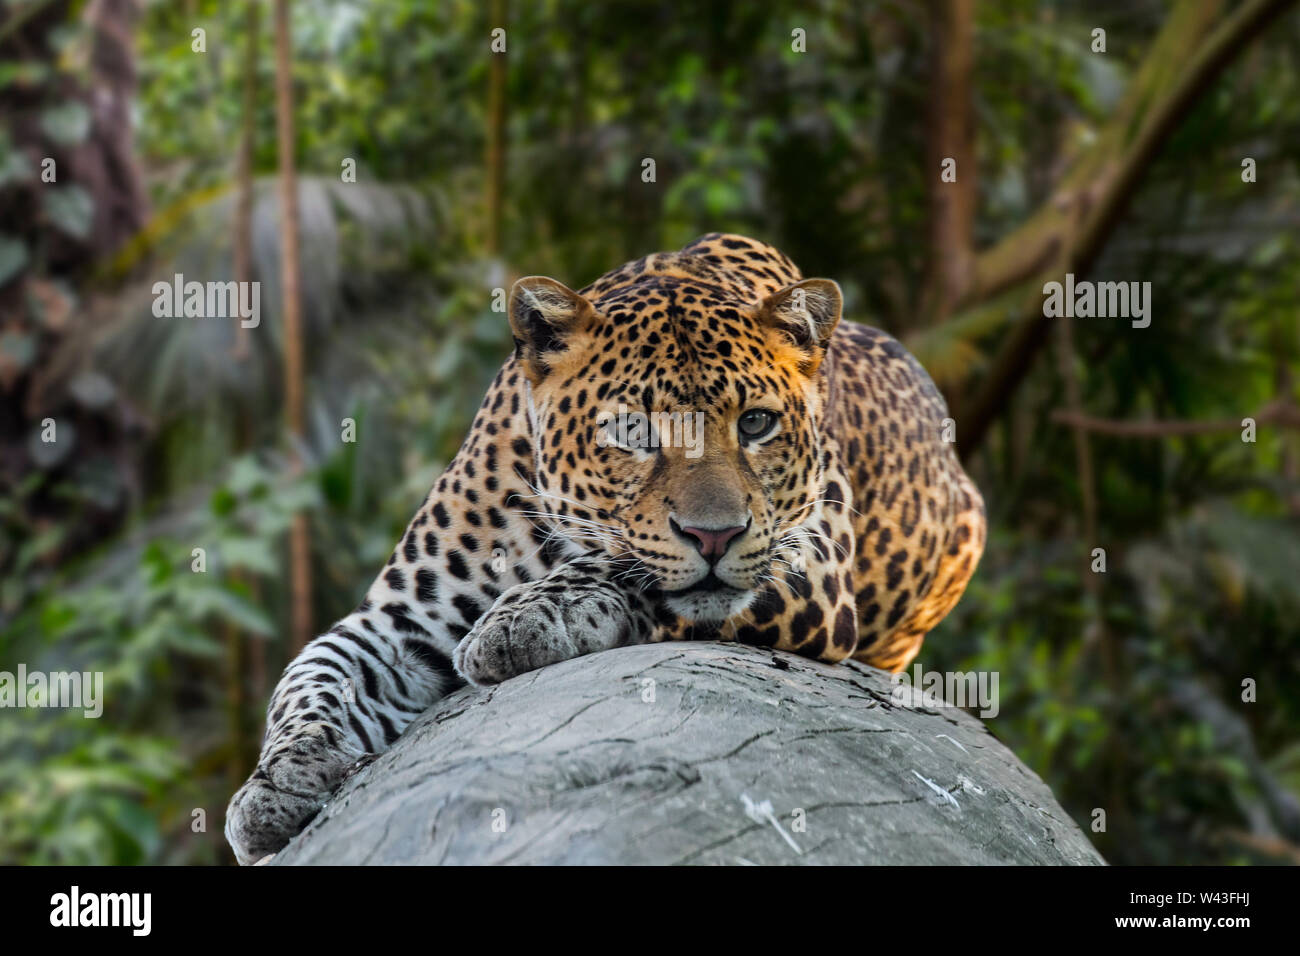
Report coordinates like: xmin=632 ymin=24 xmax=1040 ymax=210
xmin=453 ymin=555 xmax=661 ymax=685
xmin=223 ymin=604 xmax=454 ymax=865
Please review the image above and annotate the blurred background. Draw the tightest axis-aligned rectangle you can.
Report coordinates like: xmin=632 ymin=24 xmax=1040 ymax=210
xmin=2 ymin=0 xmax=1299 ymax=866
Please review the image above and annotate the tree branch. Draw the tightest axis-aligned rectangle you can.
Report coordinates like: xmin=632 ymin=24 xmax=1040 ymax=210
xmin=956 ymin=0 xmax=1299 ymax=460
xmin=1049 ymin=400 xmax=1300 ymax=437
xmin=965 ymin=1 xmax=1226 ymax=306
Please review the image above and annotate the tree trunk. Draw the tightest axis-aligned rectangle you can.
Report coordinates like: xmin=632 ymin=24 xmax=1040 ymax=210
xmin=232 ymin=0 xmax=259 ymax=362
xmin=485 ymin=0 xmax=507 ymax=260
xmin=223 ymin=0 xmax=263 ymax=788
xmin=269 ymin=643 xmax=1105 ymax=866
xmin=274 ymin=0 xmax=312 ymax=654
xmin=920 ymin=0 xmax=976 ymax=329
xmin=0 ymin=0 xmax=147 ymax=556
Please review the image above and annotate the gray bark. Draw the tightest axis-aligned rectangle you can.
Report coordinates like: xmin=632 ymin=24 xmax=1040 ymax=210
xmin=270 ymin=642 xmax=1105 ymax=865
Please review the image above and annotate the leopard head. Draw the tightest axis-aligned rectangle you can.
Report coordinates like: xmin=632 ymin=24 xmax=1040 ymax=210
xmin=508 ymin=243 xmax=842 ymax=622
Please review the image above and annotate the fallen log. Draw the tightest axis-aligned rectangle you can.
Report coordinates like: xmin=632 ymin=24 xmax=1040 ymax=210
xmin=269 ymin=642 xmax=1104 ymax=865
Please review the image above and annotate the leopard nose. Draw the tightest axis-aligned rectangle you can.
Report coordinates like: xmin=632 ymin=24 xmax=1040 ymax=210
xmin=670 ymin=516 xmax=749 ymax=563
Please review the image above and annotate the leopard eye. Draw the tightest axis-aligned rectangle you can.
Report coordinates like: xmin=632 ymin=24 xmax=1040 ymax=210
xmin=737 ymin=409 xmax=778 ymax=442
xmin=601 ymin=412 xmax=655 ymax=452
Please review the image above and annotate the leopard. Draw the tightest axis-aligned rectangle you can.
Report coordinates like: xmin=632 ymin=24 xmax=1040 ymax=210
xmin=224 ymin=233 xmax=986 ymax=865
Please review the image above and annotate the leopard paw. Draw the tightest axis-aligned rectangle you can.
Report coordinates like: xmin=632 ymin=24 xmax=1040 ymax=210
xmin=224 ymin=728 xmax=362 ymax=865
xmin=224 ymin=773 xmax=325 ymax=866
xmin=452 ymin=580 xmax=628 ymax=686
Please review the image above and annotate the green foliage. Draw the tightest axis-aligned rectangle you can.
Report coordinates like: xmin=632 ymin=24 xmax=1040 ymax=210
xmin=0 ymin=456 xmax=320 ymax=864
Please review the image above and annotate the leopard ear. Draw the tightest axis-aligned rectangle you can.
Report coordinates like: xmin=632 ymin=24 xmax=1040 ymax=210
xmin=757 ymin=278 xmax=842 ymax=373
xmin=508 ymin=276 xmax=595 ymax=382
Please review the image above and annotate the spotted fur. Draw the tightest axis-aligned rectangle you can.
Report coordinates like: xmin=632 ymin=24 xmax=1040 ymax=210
xmin=224 ymin=233 xmax=985 ymax=864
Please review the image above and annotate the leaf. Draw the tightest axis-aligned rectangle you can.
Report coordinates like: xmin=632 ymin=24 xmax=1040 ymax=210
xmin=186 ymin=587 xmax=275 ymax=637
xmin=0 ymin=144 xmax=32 ymax=187
xmin=0 ymin=330 xmax=37 ymax=371
xmin=68 ymin=371 xmax=117 ymax=410
xmin=217 ymin=536 xmax=278 ymax=575
xmin=225 ymin=456 xmax=269 ymax=496
xmin=39 ymin=102 xmax=91 ymax=146
xmin=0 ymin=234 xmax=28 ymax=286
xmin=0 ymin=61 xmax=51 ymax=90
xmin=43 ymin=186 xmax=94 ymax=240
